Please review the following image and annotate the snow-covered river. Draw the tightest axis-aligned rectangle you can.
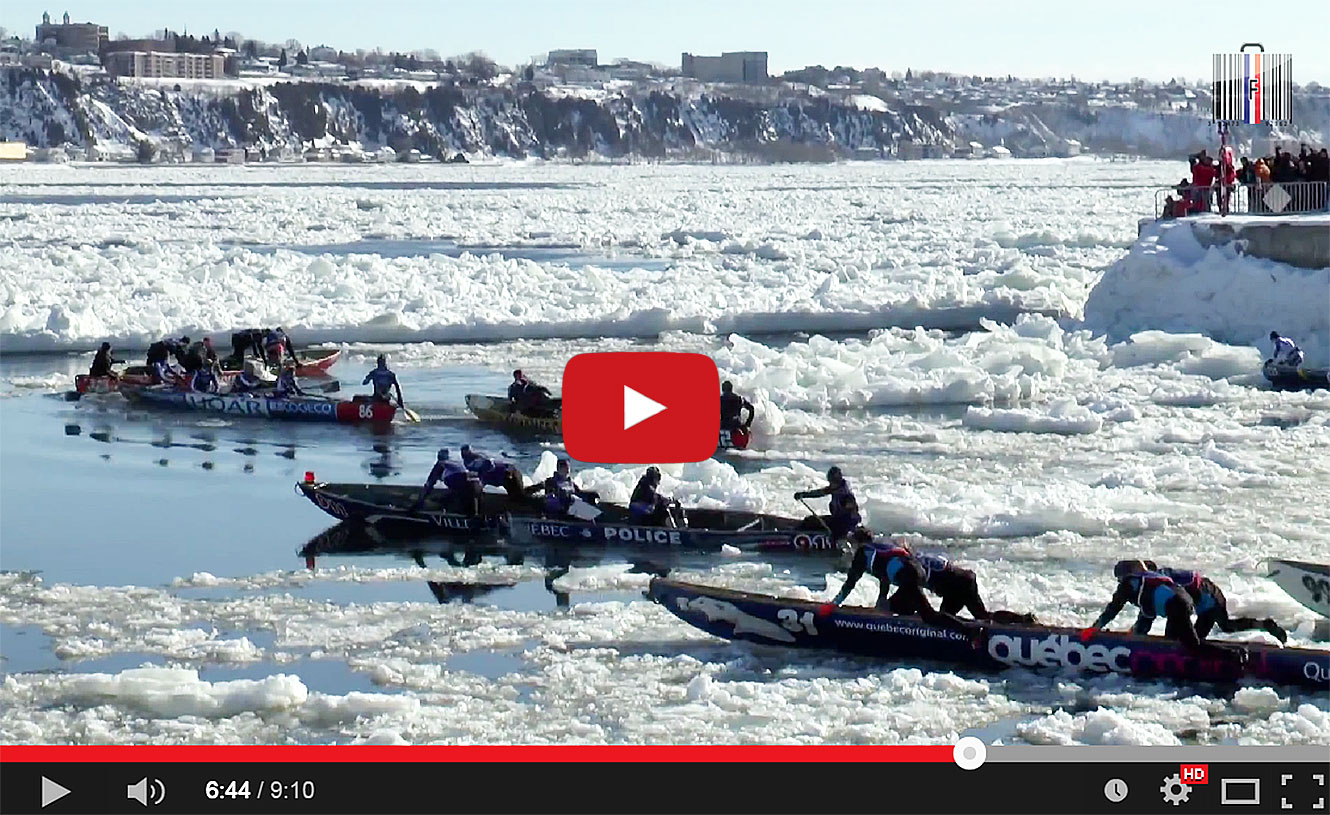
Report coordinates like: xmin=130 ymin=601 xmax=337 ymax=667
xmin=1 ymin=159 xmax=1326 ymax=745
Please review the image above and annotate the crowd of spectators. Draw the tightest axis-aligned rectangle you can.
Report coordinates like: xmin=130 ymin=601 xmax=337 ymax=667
xmin=1162 ymin=143 xmax=1329 ymax=218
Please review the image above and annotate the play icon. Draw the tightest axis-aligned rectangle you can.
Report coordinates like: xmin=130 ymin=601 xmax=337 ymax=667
xmin=623 ymin=385 xmax=666 ymax=430
xmin=41 ymin=777 xmax=71 ymax=808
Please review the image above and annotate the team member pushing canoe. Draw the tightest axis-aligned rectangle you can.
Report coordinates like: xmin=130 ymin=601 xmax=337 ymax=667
xmin=364 ymin=355 xmax=405 ymax=407
xmin=794 ymin=466 xmax=862 ymax=543
xmin=413 ymin=449 xmax=480 ymax=515
xmin=1081 ymin=561 xmax=1214 ymax=650
xmin=89 ymin=342 xmax=123 ymax=379
xmin=460 ymin=444 xmax=525 ymax=497
xmin=821 ymin=530 xmax=975 ymax=635
xmin=189 ymin=363 xmax=219 ymax=393
xmin=1141 ymin=561 xmax=1288 ymax=644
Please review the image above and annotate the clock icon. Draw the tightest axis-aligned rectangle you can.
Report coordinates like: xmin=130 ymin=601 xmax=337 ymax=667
xmin=1105 ymin=778 xmax=1129 ymax=803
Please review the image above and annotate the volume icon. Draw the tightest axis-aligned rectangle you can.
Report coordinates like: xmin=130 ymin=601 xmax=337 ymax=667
xmin=127 ymin=777 xmax=166 ymax=807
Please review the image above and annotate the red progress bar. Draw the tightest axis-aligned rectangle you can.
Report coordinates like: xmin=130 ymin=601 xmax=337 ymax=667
xmin=2 ymin=745 xmax=953 ymax=763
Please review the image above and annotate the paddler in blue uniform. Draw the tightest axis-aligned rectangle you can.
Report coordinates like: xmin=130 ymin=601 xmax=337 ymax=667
xmin=528 ymin=458 xmax=597 ymax=518
xmin=629 ymin=466 xmax=681 ymax=527
xmin=363 ymin=355 xmax=405 ymax=407
xmin=1082 ymin=561 xmax=1208 ymax=648
xmin=1142 ymin=561 xmax=1288 ymax=644
xmin=794 ymin=466 xmax=862 ymax=543
xmin=189 ymin=362 xmax=219 ymax=393
xmin=460 ymin=444 xmax=525 ymax=497
xmin=412 ymin=448 xmax=480 ymax=515
xmin=821 ymin=530 xmax=976 ymax=636
xmin=273 ymin=363 xmax=305 ymax=399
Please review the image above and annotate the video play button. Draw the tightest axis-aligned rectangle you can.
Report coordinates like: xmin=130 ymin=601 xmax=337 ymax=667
xmin=623 ymin=385 xmax=666 ymax=430
xmin=41 ymin=777 xmax=71 ymax=808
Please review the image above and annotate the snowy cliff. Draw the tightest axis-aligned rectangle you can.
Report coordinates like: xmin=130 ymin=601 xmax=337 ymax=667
xmin=0 ymin=69 xmax=950 ymax=161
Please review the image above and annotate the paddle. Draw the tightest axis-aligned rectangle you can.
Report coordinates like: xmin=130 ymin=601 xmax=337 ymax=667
xmin=399 ymin=400 xmax=420 ymax=423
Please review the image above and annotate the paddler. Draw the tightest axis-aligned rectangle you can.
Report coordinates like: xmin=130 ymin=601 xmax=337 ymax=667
xmin=794 ymin=466 xmax=862 ymax=544
xmin=629 ymin=466 xmax=681 ymax=527
xmin=821 ymin=529 xmax=977 ymax=636
xmin=1080 ymin=561 xmax=1234 ymax=656
xmin=528 ymin=458 xmax=598 ymax=518
xmin=264 ymin=328 xmax=290 ymax=367
xmin=363 ymin=355 xmax=405 ymax=407
xmin=88 ymin=342 xmax=124 ymax=379
xmin=719 ymin=381 xmax=754 ymax=432
xmin=1268 ymin=331 xmax=1305 ymax=369
xmin=188 ymin=361 xmax=219 ymax=393
xmin=412 ymin=448 xmax=480 ymax=515
xmin=1142 ymin=561 xmax=1288 ymax=644
xmin=509 ymin=369 xmax=558 ymax=417
xmin=460 ymin=445 xmax=525 ymax=497
xmin=273 ymin=363 xmax=304 ymax=399
xmin=230 ymin=360 xmax=267 ymax=395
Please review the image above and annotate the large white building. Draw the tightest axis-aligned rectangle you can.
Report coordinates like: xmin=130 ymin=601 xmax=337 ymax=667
xmin=682 ymin=51 xmax=767 ymax=83
xmin=106 ymin=50 xmax=225 ymax=79
xmin=547 ymin=49 xmax=597 ymax=67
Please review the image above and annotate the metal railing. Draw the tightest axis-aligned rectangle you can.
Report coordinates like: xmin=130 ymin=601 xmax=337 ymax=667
xmin=1154 ymin=180 xmax=1328 ymax=218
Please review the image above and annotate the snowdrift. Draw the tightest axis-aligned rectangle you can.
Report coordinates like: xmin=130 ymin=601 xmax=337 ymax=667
xmin=1083 ymin=217 xmax=1330 ymax=366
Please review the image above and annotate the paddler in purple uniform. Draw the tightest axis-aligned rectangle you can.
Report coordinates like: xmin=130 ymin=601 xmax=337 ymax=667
xmin=794 ymin=466 xmax=862 ymax=544
xmin=460 ymin=445 xmax=524 ymax=497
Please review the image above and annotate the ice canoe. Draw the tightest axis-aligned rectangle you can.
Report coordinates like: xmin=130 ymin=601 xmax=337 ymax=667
xmin=1268 ymin=559 xmax=1330 ymax=619
xmin=648 ymin=578 xmax=1330 ymax=691
xmin=126 ymin=388 xmax=395 ymax=423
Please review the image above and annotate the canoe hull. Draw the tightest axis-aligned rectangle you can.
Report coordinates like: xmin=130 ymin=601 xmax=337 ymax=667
xmin=127 ymin=389 xmax=395 ymax=424
xmin=648 ymin=578 xmax=1330 ymax=690
xmin=465 ymin=393 xmax=561 ymax=433
xmin=505 ymin=514 xmax=839 ymax=554
xmin=298 ymin=482 xmax=519 ymax=533
xmin=1268 ymin=559 xmax=1330 ymax=619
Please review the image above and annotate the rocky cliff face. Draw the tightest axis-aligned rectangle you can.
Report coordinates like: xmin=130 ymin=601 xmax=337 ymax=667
xmin=0 ymin=69 xmax=952 ymax=160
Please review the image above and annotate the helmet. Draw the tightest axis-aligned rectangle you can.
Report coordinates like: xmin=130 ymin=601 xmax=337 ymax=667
xmin=1143 ymin=560 xmax=1159 ymax=571
xmin=437 ymin=448 xmax=449 ymax=461
xmin=1113 ymin=559 xmax=1149 ymax=579
xmin=721 ymin=381 xmax=733 ymax=394
xmin=645 ymin=465 xmax=661 ymax=483
xmin=377 ymin=354 xmax=387 ymax=366
xmin=827 ymin=466 xmax=843 ymax=484
xmin=1270 ymin=331 xmax=1279 ymax=340
xmin=100 ymin=341 xmax=111 ymax=350
xmin=556 ymin=458 xmax=570 ymax=473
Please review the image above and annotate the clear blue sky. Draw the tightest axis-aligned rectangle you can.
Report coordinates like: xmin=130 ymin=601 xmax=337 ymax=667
xmin=5 ymin=0 xmax=1328 ymax=83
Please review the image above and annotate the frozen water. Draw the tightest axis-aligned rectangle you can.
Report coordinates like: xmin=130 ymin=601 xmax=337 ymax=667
xmin=1 ymin=160 xmax=1327 ymax=746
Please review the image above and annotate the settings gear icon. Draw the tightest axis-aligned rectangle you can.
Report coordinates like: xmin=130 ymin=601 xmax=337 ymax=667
xmin=1160 ymin=773 xmax=1192 ymax=805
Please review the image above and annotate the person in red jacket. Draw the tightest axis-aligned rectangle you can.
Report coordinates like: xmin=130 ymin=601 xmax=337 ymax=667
xmin=1190 ymin=154 xmax=1218 ymax=212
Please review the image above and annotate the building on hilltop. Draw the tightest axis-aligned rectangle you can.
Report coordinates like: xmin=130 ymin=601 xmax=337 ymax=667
xmin=681 ymin=51 xmax=767 ymax=83
xmin=546 ymin=49 xmax=597 ymax=67
xmin=35 ymin=10 xmax=108 ymax=53
xmin=106 ymin=50 xmax=225 ymax=79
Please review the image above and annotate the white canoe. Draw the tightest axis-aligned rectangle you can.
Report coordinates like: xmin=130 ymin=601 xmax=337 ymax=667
xmin=1267 ymin=559 xmax=1330 ymax=618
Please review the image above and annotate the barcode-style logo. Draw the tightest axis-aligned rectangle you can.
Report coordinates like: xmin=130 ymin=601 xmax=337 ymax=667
xmin=1212 ymin=46 xmax=1292 ymax=124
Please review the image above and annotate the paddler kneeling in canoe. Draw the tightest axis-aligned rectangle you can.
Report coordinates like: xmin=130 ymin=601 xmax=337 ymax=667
xmin=525 ymin=458 xmax=599 ymax=519
xmin=629 ymin=466 xmax=683 ymax=527
xmin=819 ymin=530 xmax=983 ymax=637
xmin=412 ymin=448 xmax=482 ymax=516
xmin=88 ymin=342 xmax=124 ymax=380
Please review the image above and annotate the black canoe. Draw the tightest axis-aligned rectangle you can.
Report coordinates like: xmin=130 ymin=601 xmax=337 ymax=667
xmin=297 ymin=482 xmax=535 ymax=533
xmin=1263 ymin=361 xmax=1330 ymax=391
xmin=505 ymin=505 xmax=842 ymax=555
xmin=648 ymin=578 xmax=1330 ymax=691
xmin=299 ymin=482 xmax=841 ymax=555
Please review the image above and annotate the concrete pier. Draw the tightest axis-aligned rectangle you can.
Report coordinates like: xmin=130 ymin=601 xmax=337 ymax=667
xmin=1188 ymin=213 xmax=1330 ymax=270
